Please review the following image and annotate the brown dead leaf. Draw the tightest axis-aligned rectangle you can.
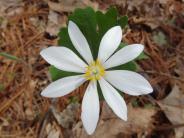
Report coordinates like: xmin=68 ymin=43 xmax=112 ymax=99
xmin=0 ymin=0 xmax=23 ymax=17
xmin=46 ymin=0 xmax=98 ymax=35
xmin=52 ymin=103 xmax=80 ymax=129
xmin=73 ymin=102 xmax=157 ymax=138
xmin=46 ymin=10 xmax=67 ymax=36
xmin=158 ymin=0 xmax=170 ymax=4
xmin=46 ymin=123 xmax=63 ymax=138
xmin=158 ymin=84 xmax=184 ymax=138
xmin=131 ymin=16 xmax=159 ymax=30
xmin=47 ymin=0 xmax=98 ymax=13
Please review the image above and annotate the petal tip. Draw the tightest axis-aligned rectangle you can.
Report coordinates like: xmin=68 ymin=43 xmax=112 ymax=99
xmin=40 ymin=88 xmax=56 ymax=98
xmin=40 ymin=46 xmax=58 ymax=56
xmin=139 ymin=82 xmax=154 ymax=95
xmin=39 ymin=47 xmax=57 ymax=62
xmin=123 ymin=116 xmax=128 ymax=121
xmin=109 ymin=25 xmax=122 ymax=36
xmin=40 ymin=91 xmax=48 ymax=97
xmin=144 ymin=82 xmax=154 ymax=94
xmin=114 ymin=25 xmax=122 ymax=33
xmin=41 ymin=91 xmax=57 ymax=98
xmin=40 ymin=89 xmax=53 ymax=98
xmin=120 ymin=111 xmax=128 ymax=121
xmin=86 ymin=129 xmax=95 ymax=135
xmin=40 ymin=49 xmax=45 ymax=57
xmin=148 ymin=86 xmax=154 ymax=93
xmin=81 ymin=115 xmax=96 ymax=135
xmin=139 ymin=44 xmax=144 ymax=50
xmin=68 ymin=20 xmax=76 ymax=27
xmin=40 ymin=49 xmax=49 ymax=62
xmin=134 ymin=44 xmax=144 ymax=51
xmin=114 ymin=25 xmax=121 ymax=29
xmin=116 ymin=112 xmax=127 ymax=121
xmin=68 ymin=21 xmax=75 ymax=32
xmin=68 ymin=20 xmax=73 ymax=24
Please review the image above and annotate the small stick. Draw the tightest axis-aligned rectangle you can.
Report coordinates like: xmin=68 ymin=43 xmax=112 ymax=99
xmin=38 ymin=99 xmax=57 ymax=138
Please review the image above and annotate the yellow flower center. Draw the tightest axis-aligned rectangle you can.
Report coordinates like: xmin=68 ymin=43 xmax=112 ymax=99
xmin=84 ymin=60 xmax=105 ymax=81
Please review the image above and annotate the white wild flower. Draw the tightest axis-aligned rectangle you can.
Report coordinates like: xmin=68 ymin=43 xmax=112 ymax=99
xmin=40 ymin=21 xmax=153 ymax=135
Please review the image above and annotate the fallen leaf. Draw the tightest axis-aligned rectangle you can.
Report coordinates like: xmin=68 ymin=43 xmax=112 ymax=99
xmin=131 ymin=16 xmax=159 ymax=30
xmin=52 ymin=103 xmax=80 ymax=128
xmin=158 ymin=84 xmax=184 ymax=138
xmin=47 ymin=0 xmax=98 ymax=13
xmin=0 ymin=0 xmax=23 ymax=17
xmin=158 ymin=0 xmax=170 ymax=4
xmin=73 ymin=102 xmax=157 ymax=138
xmin=46 ymin=10 xmax=67 ymax=36
xmin=46 ymin=123 xmax=62 ymax=138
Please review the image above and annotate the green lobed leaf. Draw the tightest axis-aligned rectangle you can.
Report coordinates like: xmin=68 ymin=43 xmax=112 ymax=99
xmin=117 ymin=16 xmax=128 ymax=28
xmin=96 ymin=7 xmax=118 ymax=38
xmin=58 ymin=28 xmax=76 ymax=52
xmin=108 ymin=61 xmax=137 ymax=72
xmin=96 ymin=7 xmax=128 ymax=39
xmin=49 ymin=66 xmax=80 ymax=81
xmin=69 ymin=7 xmax=99 ymax=59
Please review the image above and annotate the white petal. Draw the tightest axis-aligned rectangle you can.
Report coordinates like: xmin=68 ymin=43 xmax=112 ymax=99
xmin=41 ymin=75 xmax=86 ymax=98
xmin=40 ymin=46 xmax=87 ymax=73
xmin=81 ymin=81 xmax=99 ymax=135
xmin=105 ymin=70 xmax=153 ymax=95
xmin=103 ymin=44 xmax=144 ymax=69
xmin=68 ymin=21 xmax=93 ymax=64
xmin=99 ymin=78 xmax=127 ymax=121
xmin=98 ymin=26 xmax=122 ymax=63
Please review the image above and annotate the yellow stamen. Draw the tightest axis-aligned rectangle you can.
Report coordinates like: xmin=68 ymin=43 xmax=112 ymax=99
xmin=84 ymin=60 xmax=105 ymax=81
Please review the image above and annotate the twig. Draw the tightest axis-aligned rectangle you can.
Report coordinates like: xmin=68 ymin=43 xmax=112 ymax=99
xmin=0 ymin=59 xmax=32 ymax=114
xmin=38 ymin=108 xmax=52 ymax=138
xmin=38 ymin=99 xmax=57 ymax=138
xmin=0 ymin=82 xmax=29 ymax=114
xmin=23 ymin=32 xmax=43 ymax=47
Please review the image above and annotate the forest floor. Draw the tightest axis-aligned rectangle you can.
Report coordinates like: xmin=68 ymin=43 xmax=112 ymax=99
xmin=0 ymin=0 xmax=184 ymax=138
